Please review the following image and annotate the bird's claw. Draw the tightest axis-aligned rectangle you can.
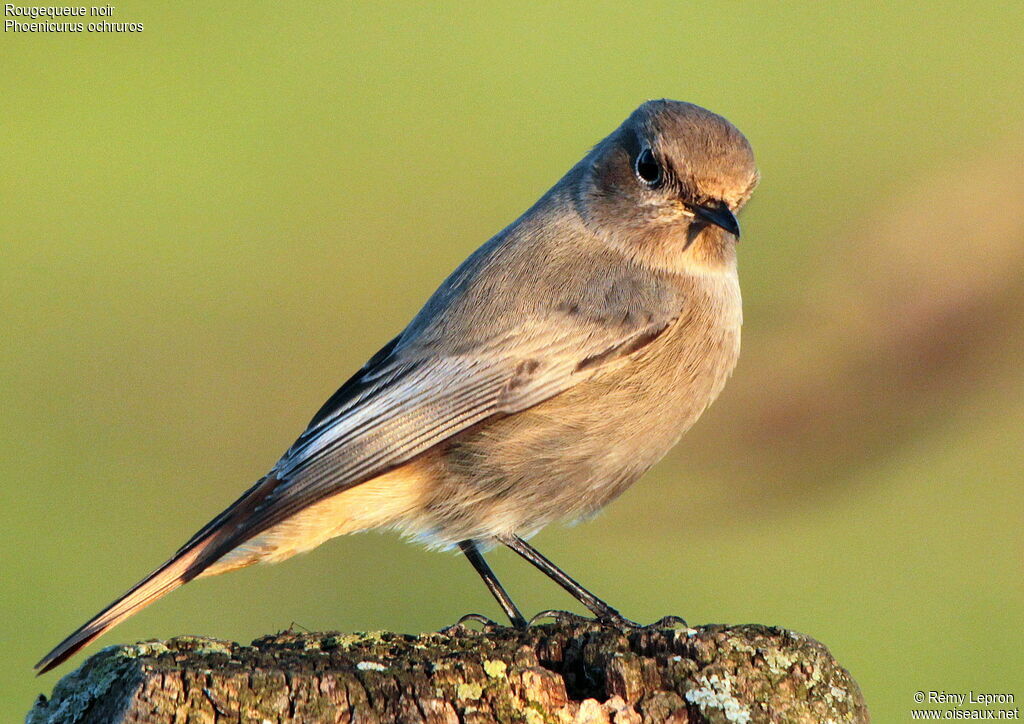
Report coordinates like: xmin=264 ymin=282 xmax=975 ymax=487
xmin=527 ymin=609 xmax=642 ymax=629
xmin=527 ymin=609 xmax=594 ymax=627
xmin=600 ymin=613 xmax=642 ymax=628
xmin=440 ymin=613 xmax=502 ymax=634
xmin=444 ymin=611 xmax=687 ymax=634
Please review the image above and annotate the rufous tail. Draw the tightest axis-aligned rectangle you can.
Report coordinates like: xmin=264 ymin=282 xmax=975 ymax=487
xmin=35 ymin=533 xmax=221 ymax=673
xmin=35 ymin=476 xmax=278 ymax=674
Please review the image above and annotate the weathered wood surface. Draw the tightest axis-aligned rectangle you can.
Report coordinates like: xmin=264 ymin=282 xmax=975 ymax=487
xmin=28 ymin=622 xmax=868 ymax=723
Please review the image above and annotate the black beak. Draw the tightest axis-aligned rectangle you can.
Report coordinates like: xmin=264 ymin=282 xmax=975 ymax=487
xmin=690 ymin=202 xmax=740 ymax=238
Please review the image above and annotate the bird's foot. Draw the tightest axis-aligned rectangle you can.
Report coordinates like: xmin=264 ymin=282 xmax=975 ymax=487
xmin=440 ymin=613 xmax=503 ymax=634
xmin=527 ymin=609 xmax=593 ymax=627
xmin=443 ymin=610 xmax=682 ymax=634
xmin=527 ymin=609 xmax=642 ymax=629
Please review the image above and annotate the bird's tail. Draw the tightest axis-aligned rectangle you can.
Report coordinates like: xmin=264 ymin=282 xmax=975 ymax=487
xmin=35 ymin=537 xmax=213 ymax=673
xmin=35 ymin=475 xmax=278 ymax=674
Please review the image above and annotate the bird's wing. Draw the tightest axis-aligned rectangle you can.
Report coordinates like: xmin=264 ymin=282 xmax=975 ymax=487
xmin=217 ymin=229 xmax=689 ymax=551
xmin=221 ymin=307 xmax=676 ymax=549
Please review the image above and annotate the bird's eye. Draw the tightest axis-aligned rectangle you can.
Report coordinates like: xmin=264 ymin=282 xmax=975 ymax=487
xmin=634 ymin=147 xmax=662 ymax=187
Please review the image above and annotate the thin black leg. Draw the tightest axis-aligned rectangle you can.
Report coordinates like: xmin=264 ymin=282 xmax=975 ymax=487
xmin=500 ymin=535 xmax=633 ymax=625
xmin=459 ymin=540 xmax=528 ymax=628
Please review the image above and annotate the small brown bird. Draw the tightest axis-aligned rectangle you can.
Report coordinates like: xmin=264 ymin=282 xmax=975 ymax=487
xmin=38 ymin=99 xmax=758 ymax=673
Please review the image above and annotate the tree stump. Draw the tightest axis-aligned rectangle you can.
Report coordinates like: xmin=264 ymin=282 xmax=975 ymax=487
xmin=27 ymin=622 xmax=868 ymax=723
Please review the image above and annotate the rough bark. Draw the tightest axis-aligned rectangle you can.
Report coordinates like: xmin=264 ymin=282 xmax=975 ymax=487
xmin=27 ymin=622 xmax=868 ymax=723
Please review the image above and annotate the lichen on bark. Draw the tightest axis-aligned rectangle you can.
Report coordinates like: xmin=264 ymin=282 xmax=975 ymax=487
xmin=28 ymin=622 xmax=868 ymax=723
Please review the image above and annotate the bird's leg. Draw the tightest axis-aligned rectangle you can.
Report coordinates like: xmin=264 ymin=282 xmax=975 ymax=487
xmin=500 ymin=535 xmax=637 ymax=627
xmin=458 ymin=540 xmax=528 ymax=628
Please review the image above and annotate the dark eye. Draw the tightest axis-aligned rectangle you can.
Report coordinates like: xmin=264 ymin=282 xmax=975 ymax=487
xmin=634 ymin=147 xmax=662 ymax=186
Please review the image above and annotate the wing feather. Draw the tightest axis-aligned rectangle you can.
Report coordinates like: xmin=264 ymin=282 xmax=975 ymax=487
xmin=213 ymin=316 xmax=675 ymax=551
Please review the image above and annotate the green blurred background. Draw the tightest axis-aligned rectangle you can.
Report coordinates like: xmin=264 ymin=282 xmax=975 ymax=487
xmin=3 ymin=2 xmax=1023 ymax=720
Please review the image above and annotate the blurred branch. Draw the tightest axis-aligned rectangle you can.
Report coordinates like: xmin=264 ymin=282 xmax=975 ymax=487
xmin=28 ymin=622 xmax=867 ymax=723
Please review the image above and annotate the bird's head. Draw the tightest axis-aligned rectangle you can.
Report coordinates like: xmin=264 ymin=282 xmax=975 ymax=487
xmin=573 ymin=99 xmax=759 ymax=271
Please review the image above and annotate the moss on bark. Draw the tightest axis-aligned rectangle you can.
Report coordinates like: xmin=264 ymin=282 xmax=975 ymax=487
xmin=28 ymin=622 xmax=868 ymax=723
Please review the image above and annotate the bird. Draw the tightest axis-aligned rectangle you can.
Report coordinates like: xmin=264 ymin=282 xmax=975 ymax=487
xmin=37 ymin=99 xmax=759 ymax=674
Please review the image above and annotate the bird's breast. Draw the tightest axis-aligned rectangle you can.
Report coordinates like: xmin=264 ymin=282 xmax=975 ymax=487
xmin=581 ymin=267 xmax=741 ymax=435
xmin=416 ymin=268 xmax=742 ymax=544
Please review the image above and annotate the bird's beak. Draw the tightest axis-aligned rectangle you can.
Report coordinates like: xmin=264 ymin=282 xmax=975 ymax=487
xmin=689 ymin=201 xmax=740 ymax=238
